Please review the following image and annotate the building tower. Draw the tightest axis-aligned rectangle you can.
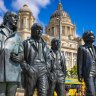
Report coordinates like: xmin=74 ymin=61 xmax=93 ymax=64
xmin=46 ymin=1 xmax=76 ymax=40
xmin=18 ymin=4 xmax=35 ymax=40
xmin=45 ymin=1 xmax=81 ymax=69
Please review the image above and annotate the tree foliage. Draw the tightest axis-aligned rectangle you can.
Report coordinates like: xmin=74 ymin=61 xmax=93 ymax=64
xmin=67 ymin=64 xmax=77 ymax=78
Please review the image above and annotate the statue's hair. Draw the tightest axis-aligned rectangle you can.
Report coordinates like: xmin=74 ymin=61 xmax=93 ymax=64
xmin=82 ymin=30 xmax=95 ymax=43
xmin=31 ymin=23 xmax=43 ymax=33
xmin=3 ymin=11 xmax=17 ymax=25
xmin=51 ymin=38 xmax=59 ymax=46
xmin=31 ymin=23 xmax=43 ymax=39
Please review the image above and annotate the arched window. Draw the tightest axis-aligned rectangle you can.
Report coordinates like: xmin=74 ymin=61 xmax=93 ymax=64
xmin=51 ymin=27 xmax=54 ymax=36
xmin=62 ymin=26 xmax=65 ymax=35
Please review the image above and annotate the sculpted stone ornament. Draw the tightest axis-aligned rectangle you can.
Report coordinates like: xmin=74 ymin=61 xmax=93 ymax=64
xmin=22 ymin=23 xmax=49 ymax=96
xmin=77 ymin=31 xmax=96 ymax=96
xmin=48 ymin=38 xmax=66 ymax=96
xmin=0 ymin=11 xmax=23 ymax=96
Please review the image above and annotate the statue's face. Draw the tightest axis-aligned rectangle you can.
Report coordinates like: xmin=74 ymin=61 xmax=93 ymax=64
xmin=52 ymin=40 xmax=60 ymax=50
xmin=9 ymin=13 xmax=18 ymax=30
xmin=32 ymin=27 xmax=42 ymax=40
xmin=87 ymin=33 xmax=95 ymax=43
xmin=83 ymin=31 xmax=95 ymax=44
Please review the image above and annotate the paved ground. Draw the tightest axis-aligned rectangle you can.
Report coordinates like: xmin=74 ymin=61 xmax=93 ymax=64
xmin=16 ymin=88 xmax=38 ymax=96
xmin=16 ymin=88 xmax=68 ymax=96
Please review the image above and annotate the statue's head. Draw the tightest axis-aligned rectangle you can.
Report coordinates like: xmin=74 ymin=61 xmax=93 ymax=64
xmin=82 ymin=31 xmax=95 ymax=44
xmin=31 ymin=23 xmax=43 ymax=40
xmin=51 ymin=38 xmax=60 ymax=51
xmin=3 ymin=11 xmax=18 ymax=31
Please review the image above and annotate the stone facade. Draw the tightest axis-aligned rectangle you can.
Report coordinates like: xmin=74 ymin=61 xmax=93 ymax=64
xmin=17 ymin=3 xmax=82 ymax=70
xmin=15 ymin=2 xmax=83 ymax=96
xmin=45 ymin=2 xmax=82 ymax=69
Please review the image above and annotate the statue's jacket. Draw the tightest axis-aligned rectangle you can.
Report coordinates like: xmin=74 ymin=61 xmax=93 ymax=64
xmin=22 ymin=38 xmax=50 ymax=78
xmin=0 ymin=26 xmax=23 ymax=82
xmin=77 ymin=44 xmax=96 ymax=79
xmin=48 ymin=49 xmax=66 ymax=82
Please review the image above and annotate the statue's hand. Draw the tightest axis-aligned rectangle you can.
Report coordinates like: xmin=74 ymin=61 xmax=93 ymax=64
xmin=49 ymin=72 xmax=56 ymax=82
xmin=10 ymin=53 xmax=23 ymax=63
xmin=49 ymin=73 xmax=54 ymax=80
xmin=21 ymin=61 xmax=37 ymax=78
xmin=78 ymin=76 xmax=83 ymax=82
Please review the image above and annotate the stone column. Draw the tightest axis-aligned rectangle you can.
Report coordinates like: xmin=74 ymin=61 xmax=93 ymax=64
xmin=65 ymin=26 xmax=67 ymax=36
xmin=30 ymin=17 xmax=34 ymax=29
xmin=71 ymin=52 xmax=73 ymax=67
xmin=73 ymin=28 xmax=75 ymax=38
xmin=54 ymin=26 xmax=56 ymax=36
xmin=55 ymin=26 xmax=57 ymax=36
xmin=23 ymin=17 xmax=26 ymax=28
xmin=26 ymin=17 xmax=27 ymax=29
xmin=17 ymin=16 xmax=20 ymax=30
xmin=30 ymin=17 xmax=32 ymax=29
xmin=70 ymin=27 xmax=71 ymax=36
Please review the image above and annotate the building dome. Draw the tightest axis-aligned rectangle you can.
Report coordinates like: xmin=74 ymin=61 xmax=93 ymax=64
xmin=50 ymin=10 xmax=70 ymax=19
xmin=19 ymin=4 xmax=31 ymax=13
xmin=50 ymin=3 xmax=71 ymax=23
xmin=46 ymin=2 xmax=75 ymax=39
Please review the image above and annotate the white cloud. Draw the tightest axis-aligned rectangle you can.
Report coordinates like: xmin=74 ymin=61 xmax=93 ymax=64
xmin=0 ymin=0 xmax=8 ymax=24
xmin=34 ymin=0 xmax=50 ymax=7
xmin=12 ymin=0 xmax=50 ymax=21
xmin=0 ymin=0 xmax=51 ymax=25
xmin=75 ymin=33 xmax=80 ymax=37
xmin=0 ymin=0 xmax=7 ymax=13
xmin=0 ymin=16 xmax=3 ymax=24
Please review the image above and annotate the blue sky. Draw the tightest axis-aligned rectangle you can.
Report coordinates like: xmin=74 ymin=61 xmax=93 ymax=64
xmin=0 ymin=0 xmax=96 ymax=38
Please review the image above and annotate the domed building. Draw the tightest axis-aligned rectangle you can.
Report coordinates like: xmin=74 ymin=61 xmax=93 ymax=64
xmin=17 ymin=3 xmax=82 ymax=70
xmin=45 ymin=2 xmax=82 ymax=69
xmin=15 ymin=2 xmax=82 ymax=96
xmin=46 ymin=2 xmax=75 ymax=39
xmin=18 ymin=4 xmax=35 ymax=40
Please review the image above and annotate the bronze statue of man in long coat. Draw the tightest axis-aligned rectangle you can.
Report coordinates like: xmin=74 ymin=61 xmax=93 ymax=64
xmin=0 ymin=11 xmax=23 ymax=96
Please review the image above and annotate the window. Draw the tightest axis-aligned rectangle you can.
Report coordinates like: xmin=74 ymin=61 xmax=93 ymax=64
xmin=21 ymin=19 xmax=23 ymax=29
xmin=56 ymin=25 xmax=59 ymax=36
xmin=48 ymin=29 xmax=50 ymax=35
xmin=62 ymin=26 xmax=65 ymax=35
xmin=67 ymin=27 xmax=70 ymax=35
xmin=51 ymin=27 xmax=54 ymax=36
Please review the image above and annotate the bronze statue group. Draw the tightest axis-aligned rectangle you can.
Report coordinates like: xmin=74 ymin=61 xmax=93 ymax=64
xmin=0 ymin=11 xmax=96 ymax=96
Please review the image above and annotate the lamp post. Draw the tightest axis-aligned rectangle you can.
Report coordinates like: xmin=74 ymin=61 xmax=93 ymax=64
xmin=57 ymin=0 xmax=63 ymax=51
xmin=59 ymin=15 xmax=62 ymax=51
xmin=57 ymin=14 xmax=62 ymax=51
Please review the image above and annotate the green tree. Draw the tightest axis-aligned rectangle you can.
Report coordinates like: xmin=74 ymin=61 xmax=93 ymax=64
xmin=69 ymin=65 xmax=77 ymax=78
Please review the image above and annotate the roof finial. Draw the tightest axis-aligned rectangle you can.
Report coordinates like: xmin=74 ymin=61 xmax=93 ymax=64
xmin=58 ymin=0 xmax=62 ymax=10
